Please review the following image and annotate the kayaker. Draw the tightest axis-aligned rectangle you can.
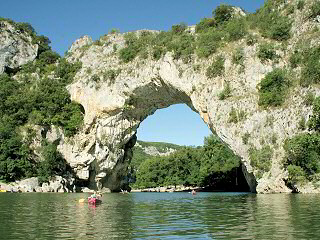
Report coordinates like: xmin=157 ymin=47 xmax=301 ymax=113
xmin=191 ymin=190 xmax=196 ymax=195
xmin=90 ymin=191 xmax=97 ymax=198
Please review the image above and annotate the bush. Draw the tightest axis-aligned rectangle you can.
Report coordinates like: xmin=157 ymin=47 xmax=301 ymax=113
xmin=287 ymin=165 xmax=306 ymax=185
xmin=289 ymin=50 xmax=302 ymax=68
xmin=300 ymin=47 xmax=320 ymax=87
xmin=206 ymin=55 xmax=225 ymax=78
xmin=103 ymin=69 xmax=121 ymax=85
xmin=90 ymin=74 xmax=100 ymax=83
xmin=249 ymin=145 xmax=273 ymax=176
xmin=152 ymin=46 xmax=165 ymax=60
xmin=246 ymin=34 xmax=258 ymax=46
xmin=257 ymin=43 xmax=278 ymax=62
xmin=37 ymin=141 xmax=68 ymax=183
xmin=168 ymin=33 xmax=195 ymax=63
xmin=304 ymin=92 xmax=315 ymax=106
xmin=255 ymin=2 xmax=292 ymax=41
xmin=38 ymin=50 xmax=60 ymax=65
xmin=308 ymin=97 xmax=320 ymax=132
xmin=171 ymin=23 xmax=187 ymax=34
xmin=213 ymin=4 xmax=234 ymax=25
xmin=15 ymin=22 xmax=35 ymax=35
xmin=218 ymin=82 xmax=231 ymax=100
xmin=242 ymin=132 xmax=250 ymax=144
xmin=109 ymin=28 xmax=120 ymax=34
xmin=54 ymin=58 xmax=82 ymax=84
xmin=32 ymin=35 xmax=52 ymax=55
xmin=284 ymin=133 xmax=320 ymax=179
xmin=228 ymin=107 xmax=238 ymax=123
xmin=225 ymin=19 xmax=248 ymax=41
xmin=232 ymin=48 xmax=244 ymax=65
xmin=196 ymin=30 xmax=224 ymax=58
xmin=298 ymin=117 xmax=306 ymax=130
xmin=195 ymin=18 xmax=217 ymax=33
xmin=258 ymin=68 xmax=289 ymax=107
xmin=119 ymin=32 xmax=140 ymax=63
xmin=309 ymin=1 xmax=320 ymax=18
xmin=297 ymin=0 xmax=305 ymax=10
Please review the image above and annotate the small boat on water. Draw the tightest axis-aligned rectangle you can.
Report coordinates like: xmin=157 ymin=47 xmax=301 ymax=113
xmin=0 ymin=190 xmax=7 ymax=193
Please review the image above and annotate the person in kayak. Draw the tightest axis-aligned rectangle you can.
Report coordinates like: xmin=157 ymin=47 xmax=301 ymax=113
xmin=89 ymin=191 xmax=102 ymax=199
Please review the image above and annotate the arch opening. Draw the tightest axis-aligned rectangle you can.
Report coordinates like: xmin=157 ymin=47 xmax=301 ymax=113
xmin=126 ymin=104 xmax=252 ymax=192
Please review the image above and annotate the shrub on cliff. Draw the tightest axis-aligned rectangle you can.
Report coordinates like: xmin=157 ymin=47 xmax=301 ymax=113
xmin=254 ymin=1 xmax=292 ymax=41
xmin=309 ymin=1 xmax=320 ymax=18
xmin=195 ymin=18 xmax=217 ymax=33
xmin=284 ymin=133 xmax=320 ymax=181
xmin=119 ymin=32 xmax=140 ymax=63
xmin=167 ymin=33 xmax=195 ymax=63
xmin=258 ymin=68 xmax=289 ymax=107
xmin=308 ymin=97 xmax=320 ymax=132
xmin=300 ymin=46 xmax=320 ymax=87
xmin=206 ymin=55 xmax=225 ymax=78
xmin=257 ymin=43 xmax=278 ymax=62
xmin=171 ymin=23 xmax=187 ymax=34
xmin=213 ymin=4 xmax=234 ymax=25
xmin=225 ymin=18 xmax=248 ymax=41
xmin=196 ymin=30 xmax=224 ymax=58
xmin=249 ymin=145 xmax=273 ymax=178
xmin=283 ymin=97 xmax=320 ymax=186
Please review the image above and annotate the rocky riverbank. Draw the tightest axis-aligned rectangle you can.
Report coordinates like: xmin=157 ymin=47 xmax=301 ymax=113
xmin=0 ymin=177 xmax=75 ymax=193
xmin=131 ymin=185 xmax=200 ymax=193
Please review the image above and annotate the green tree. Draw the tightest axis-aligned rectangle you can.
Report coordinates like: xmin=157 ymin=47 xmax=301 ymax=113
xmin=308 ymin=97 xmax=320 ymax=132
xmin=213 ymin=4 xmax=234 ymax=25
xmin=200 ymin=134 xmax=240 ymax=184
xmin=258 ymin=68 xmax=289 ymax=107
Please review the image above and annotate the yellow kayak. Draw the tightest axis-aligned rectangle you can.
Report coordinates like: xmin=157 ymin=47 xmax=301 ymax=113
xmin=0 ymin=190 xmax=7 ymax=192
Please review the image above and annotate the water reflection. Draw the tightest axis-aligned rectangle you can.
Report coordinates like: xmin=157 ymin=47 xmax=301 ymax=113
xmin=1 ymin=192 xmax=320 ymax=239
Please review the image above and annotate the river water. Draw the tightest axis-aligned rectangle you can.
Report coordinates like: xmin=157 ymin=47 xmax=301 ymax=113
xmin=0 ymin=192 xmax=320 ymax=239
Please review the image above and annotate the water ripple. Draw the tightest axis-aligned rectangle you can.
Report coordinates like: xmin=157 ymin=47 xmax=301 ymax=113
xmin=1 ymin=192 xmax=320 ymax=239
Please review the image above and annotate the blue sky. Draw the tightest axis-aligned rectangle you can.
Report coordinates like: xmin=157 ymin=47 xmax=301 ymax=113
xmin=1 ymin=0 xmax=265 ymax=146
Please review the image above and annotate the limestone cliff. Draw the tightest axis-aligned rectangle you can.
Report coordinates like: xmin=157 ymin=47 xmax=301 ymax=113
xmin=0 ymin=20 xmax=38 ymax=73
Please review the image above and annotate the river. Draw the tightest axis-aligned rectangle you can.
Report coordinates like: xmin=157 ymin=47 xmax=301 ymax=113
xmin=0 ymin=192 xmax=320 ymax=239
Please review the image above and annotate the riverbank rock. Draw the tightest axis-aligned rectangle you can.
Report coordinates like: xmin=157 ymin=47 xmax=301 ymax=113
xmin=16 ymin=177 xmax=39 ymax=192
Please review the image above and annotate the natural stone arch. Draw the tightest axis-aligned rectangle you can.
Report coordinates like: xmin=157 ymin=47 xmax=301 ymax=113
xmin=62 ymin=35 xmax=264 ymax=192
xmin=60 ymin=24 xmax=315 ymax=193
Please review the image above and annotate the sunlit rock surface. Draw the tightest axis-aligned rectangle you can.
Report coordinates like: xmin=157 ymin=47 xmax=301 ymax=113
xmin=0 ymin=21 xmax=38 ymax=73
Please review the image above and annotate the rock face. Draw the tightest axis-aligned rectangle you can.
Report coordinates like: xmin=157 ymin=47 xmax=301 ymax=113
xmin=56 ymin=2 xmax=320 ymax=193
xmin=0 ymin=21 xmax=38 ymax=73
xmin=0 ymin=176 xmax=75 ymax=193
